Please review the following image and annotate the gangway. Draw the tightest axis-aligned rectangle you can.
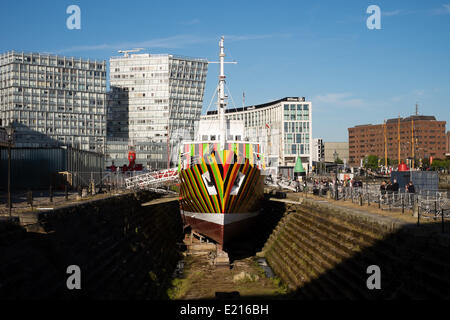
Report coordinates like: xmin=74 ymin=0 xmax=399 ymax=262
xmin=276 ymin=176 xmax=297 ymax=191
xmin=125 ymin=168 xmax=179 ymax=192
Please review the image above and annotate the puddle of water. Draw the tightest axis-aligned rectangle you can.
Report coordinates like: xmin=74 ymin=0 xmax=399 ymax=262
xmin=172 ymin=260 xmax=185 ymax=278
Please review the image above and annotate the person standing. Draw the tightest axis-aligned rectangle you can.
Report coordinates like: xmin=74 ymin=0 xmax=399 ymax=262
xmin=392 ymin=179 xmax=399 ymax=192
xmin=406 ymin=181 xmax=415 ymax=193
xmin=380 ymin=181 xmax=386 ymax=195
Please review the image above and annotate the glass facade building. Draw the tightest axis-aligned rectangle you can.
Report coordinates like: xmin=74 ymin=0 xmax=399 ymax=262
xmin=0 ymin=51 xmax=107 ymax=153
xmin=203 ymin=97 xmax=312 ymax=172
xmin=106 ymin=53 xmax=208 ymax=169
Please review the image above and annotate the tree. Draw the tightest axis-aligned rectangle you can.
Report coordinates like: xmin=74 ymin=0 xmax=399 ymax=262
xmin=364 ymin=155 xmax=379 ymax=170
xmin=421 ymin=158 xmax=430 ymax=169
xmin=431 ymin=159 xmax=450 ymax=172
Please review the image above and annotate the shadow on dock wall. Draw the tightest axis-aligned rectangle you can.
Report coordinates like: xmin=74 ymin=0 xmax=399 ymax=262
xmin=260 ymin=201 xmax=450 ymax=300
xmin=0 ymin=192 xmax=184 ymax=299
xmin=225 ymin=200 xmax=287 ymax=263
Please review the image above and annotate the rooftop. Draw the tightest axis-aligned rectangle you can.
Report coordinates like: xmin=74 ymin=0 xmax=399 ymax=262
xmin=205 ymin=97 xmax=308 ymax=115
xmin=350 ymin=115 xmax=443 ymax=128
xmin=110 ymin=53 xmax=207 ymax=62
xmin=0 ymin=50 xmax=106 ymax=64
xmin=386 ymin=115 xmax=437 ymax=124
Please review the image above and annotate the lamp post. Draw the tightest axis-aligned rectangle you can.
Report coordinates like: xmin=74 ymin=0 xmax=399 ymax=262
xmin=5 ymin=124 xmax=14 ymax=220
xmin=333 ymin=150 xmax=339 ymax=200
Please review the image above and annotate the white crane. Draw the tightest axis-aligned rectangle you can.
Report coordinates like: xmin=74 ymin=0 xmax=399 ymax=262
xmin=118 ymin=48 xmax=144 ymax=57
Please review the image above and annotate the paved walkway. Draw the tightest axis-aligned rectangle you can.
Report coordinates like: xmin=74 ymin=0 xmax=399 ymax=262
xmin=0 ymin=190 xmax=128 ymax=218
xmin=285 ymin=191 xmax=439 ymax=225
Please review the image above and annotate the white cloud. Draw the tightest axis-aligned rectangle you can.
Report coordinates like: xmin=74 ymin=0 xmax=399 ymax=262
xmin=390 ymin=96 xmax=403 ymax=102
xmin=383 ymin=10 xmax=403 ymax=17
xmin=55 ymin=34 xmax=207 ymax=53
xmin=181 ymin=19 xmax=200 ymax=25
xmin=55 ymin=33 xmax=290 ymax=54
xmin=431 ymin=4 xmax=450 ymax=15
xmin=313 ymin=92 xmax=367 ymax=110
xmin=224 ymin=33 xmax=291 ymax=42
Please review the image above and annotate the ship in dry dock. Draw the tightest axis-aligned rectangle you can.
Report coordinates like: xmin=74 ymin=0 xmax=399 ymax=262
xmin=178 ymin=36 xmax=266 ymax=249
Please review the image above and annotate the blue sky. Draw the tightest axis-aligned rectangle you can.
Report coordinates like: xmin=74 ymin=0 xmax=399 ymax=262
xmin=1 ymin=0 xmax=449 ymax=141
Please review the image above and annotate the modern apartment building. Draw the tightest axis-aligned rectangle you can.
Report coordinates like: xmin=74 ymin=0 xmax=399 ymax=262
xmin=312 ymin=138 xmax=324 ymax=162
xmin=348 ymin=115 xmax=447 ymax=167
xmin=202 ymin=97 xmax=312 ymax=175
xmin=106 ymin=52 xmax=208 ymax=169
xmin=0 ymin=51 xmax=107 ymax=152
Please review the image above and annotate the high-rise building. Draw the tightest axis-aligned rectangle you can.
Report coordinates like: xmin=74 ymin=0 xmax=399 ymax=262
xmin=0 ymin=51 xmax=107 ymax=152
xmin=348 ymin=115 xmax=446 ymax=167
xmin=106 ymin=52 xmax=208 ymax=169
xmin=202 ymin=97 xmax=312 ymax=176
xmin=312 ymin=138 xmax=324 ymax=162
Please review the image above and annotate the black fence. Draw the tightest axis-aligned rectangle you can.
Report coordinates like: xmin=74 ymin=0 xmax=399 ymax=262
xmin=298 ymin=183 xmax=450 ymax=231
xmin=0 ymin=146 xmax=104 ymax=190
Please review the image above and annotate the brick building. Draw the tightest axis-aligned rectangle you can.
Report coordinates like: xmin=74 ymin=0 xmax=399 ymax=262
xmin=348 ymin=115 xmax=446 ymax=167
xmin=447 ymin=131 xmax=450 ymax=153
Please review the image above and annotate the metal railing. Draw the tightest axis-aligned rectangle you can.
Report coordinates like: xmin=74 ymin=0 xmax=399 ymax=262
xmin=282 ymin=182 xmax=450 ymax=232
xmin=125 ymin=168 xmax=179 ymax=192
xmin=296 ymin=182 xmax=448 ymax=212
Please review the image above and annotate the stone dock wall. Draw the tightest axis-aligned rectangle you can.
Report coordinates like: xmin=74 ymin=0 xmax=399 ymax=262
xmin=262 ymin=197 xmax=450 ymax=299
xmin=0 ymin=191 xmax=182 ymax=299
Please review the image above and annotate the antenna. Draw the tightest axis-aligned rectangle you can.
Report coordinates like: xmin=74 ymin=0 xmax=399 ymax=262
xmin=214 ymin=36 xmax=236 ymax=147
xmin=206 ymin=37 xmax=237 ymax=146
xmin=384 ymin=120 xmax=387 ymax=168
xmin=398 ymin=115 xmax=401 ymax=166
xmin=415 ymin=103 xmax=419 ymax=116
xmin=118 ymin=48 xmax=144 ymax=57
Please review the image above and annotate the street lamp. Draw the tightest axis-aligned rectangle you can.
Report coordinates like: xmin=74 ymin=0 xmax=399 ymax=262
xmin=5 ymin=124 xmax=15 ymax=220
xmin=333 ymin=150 xmax=339 ymax=200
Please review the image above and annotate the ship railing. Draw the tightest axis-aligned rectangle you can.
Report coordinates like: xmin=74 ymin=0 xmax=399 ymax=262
xmin=178 ymin=150 xmax=265 ymax=170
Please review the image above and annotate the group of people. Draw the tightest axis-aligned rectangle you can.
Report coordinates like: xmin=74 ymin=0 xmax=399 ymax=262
xmin=305 ymin=178 xmax=364 ymax=195
xmin=290 ymin=175 xmax=417 ymax=198
xmin=380 ymin=179 xmax=415 ymax=194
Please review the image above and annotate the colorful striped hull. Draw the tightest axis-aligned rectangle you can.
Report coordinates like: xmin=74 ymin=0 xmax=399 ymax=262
xmin=179 ymin=155 xmax=265 ymax=248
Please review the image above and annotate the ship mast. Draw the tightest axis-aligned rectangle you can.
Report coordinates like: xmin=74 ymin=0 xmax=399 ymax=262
xmin=218 ymin=36 xmax=226 ymax=147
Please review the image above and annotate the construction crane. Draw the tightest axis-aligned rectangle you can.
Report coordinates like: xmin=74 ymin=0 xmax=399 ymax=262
xmin=118 ymin=48 xmax=144 ymax=57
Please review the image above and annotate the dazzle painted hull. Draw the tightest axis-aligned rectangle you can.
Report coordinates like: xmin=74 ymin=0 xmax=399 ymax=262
xmin=178 ymin=148 xmax=265 ymax=247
